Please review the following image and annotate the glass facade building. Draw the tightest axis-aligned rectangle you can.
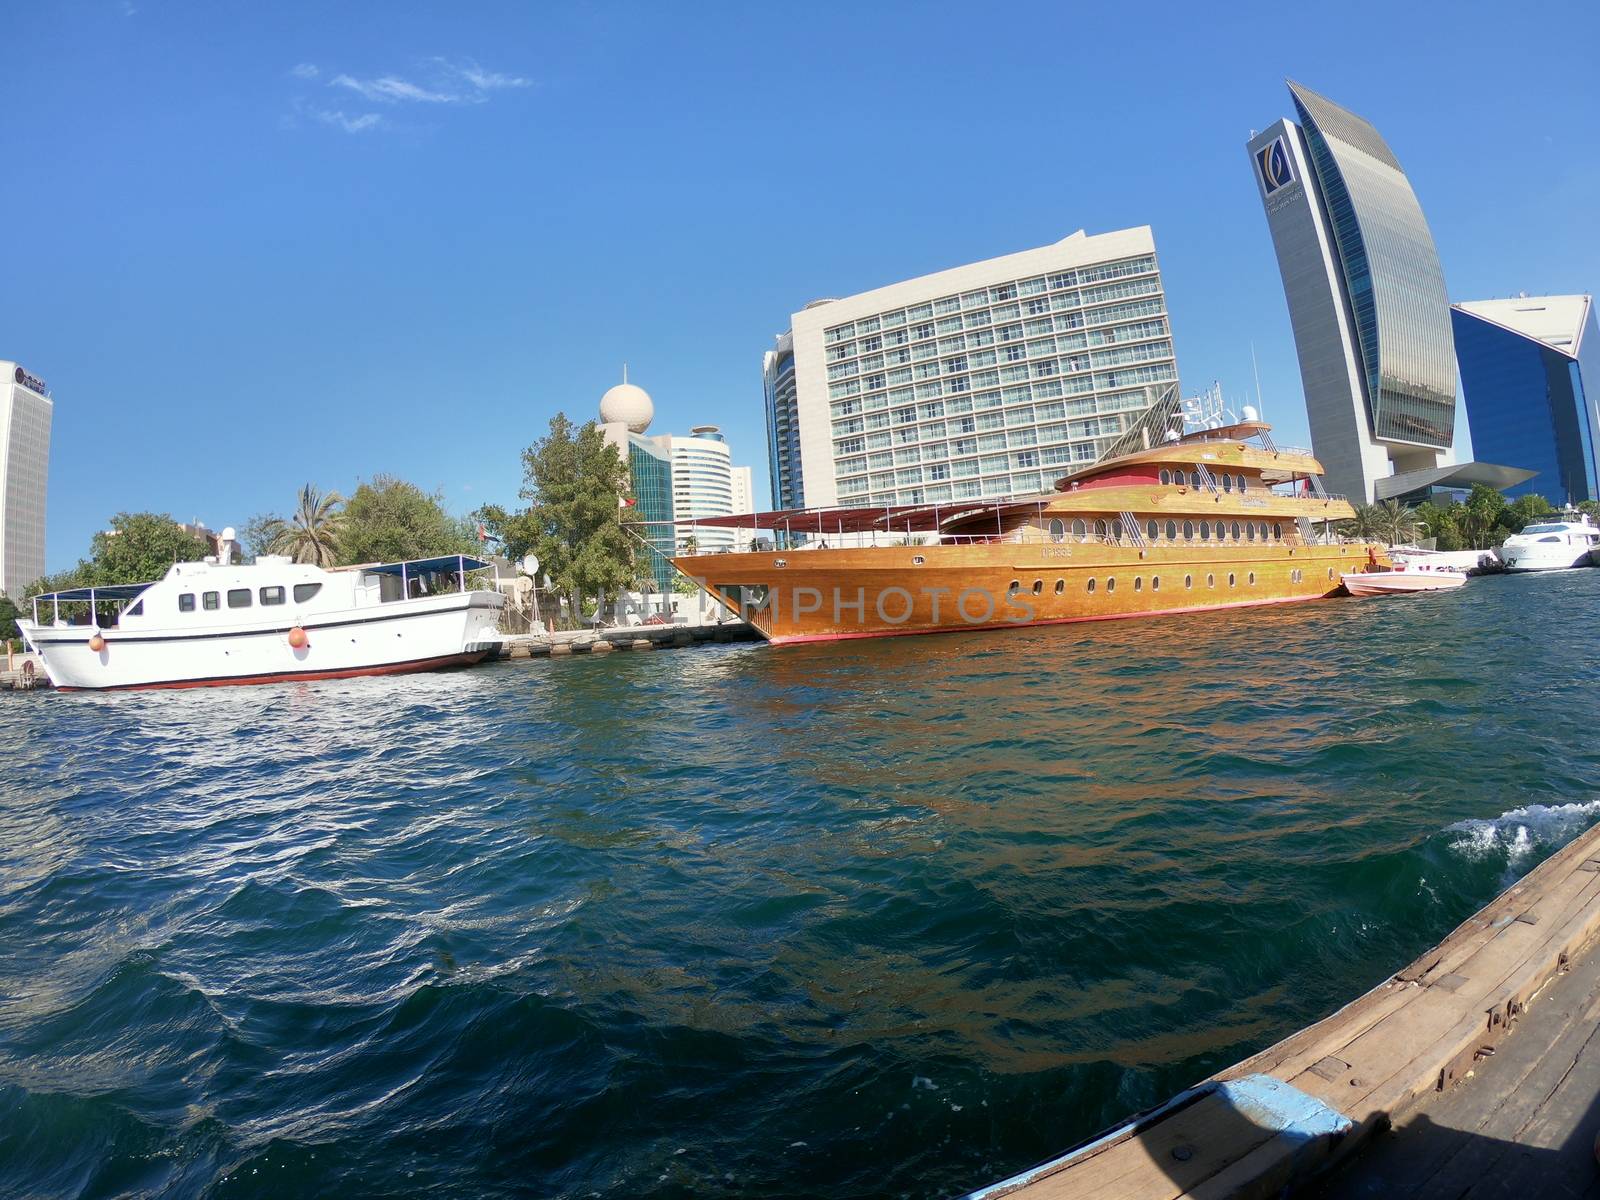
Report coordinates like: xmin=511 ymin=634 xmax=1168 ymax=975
xmin=1452 ymin=296 xmax=1600 ymax=504
xmin=764 ymin=228 xmax=1179 ymax=511
xmin=626 ymin=436 xmax=676 ymax=590
xmin=1249 ymin=83 xmax=1458 ymax=500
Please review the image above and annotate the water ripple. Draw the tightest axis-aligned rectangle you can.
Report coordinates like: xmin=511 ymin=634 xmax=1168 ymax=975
xmin=1 ymin=570 xmax=1598 ymax=1197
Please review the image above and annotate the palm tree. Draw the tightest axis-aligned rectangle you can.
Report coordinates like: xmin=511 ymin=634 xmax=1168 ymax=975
xmin=1376 ymin=499 xmax=1419 ymax=546
xmin=1341 ymin=503 xmax=1384 ymax=541
xmin=262 ymin=484 xmax=344 ymax=566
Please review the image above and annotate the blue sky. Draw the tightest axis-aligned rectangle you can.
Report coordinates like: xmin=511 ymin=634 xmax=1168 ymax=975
xmin=5 ymin=0 xmax=1597 ymax=573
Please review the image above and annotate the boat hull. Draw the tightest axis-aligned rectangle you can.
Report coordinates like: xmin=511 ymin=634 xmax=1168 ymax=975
xmin=23 ymin=592 xmax=503 ymax=691
xmin=674 ymin=542 xmax=1384 ymax=644
xmin=1341 ymin=571 xmax=1466 ymax=596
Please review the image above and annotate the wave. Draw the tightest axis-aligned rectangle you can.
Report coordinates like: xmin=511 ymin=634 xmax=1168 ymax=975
xmin=1444 ymin=799 xmax=1600 ymax=866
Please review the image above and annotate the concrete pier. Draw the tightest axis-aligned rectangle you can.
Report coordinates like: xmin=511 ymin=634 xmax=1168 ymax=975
xmin=491 ymin=621 xmax=758 ymax=660
xmin=960 ymin=821 xmax=1600 ymax=1200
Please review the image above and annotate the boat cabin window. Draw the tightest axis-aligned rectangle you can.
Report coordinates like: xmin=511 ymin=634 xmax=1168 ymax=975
xmin=1222 ymin=474 xmax=1233 ymax=492
xmin=1151 ymin=576 xmax=1160 ymax=590
xmin=203 ymin=591 xmax=220 ymax=611
xmin=1134 ymin=577 xmax=1143 ymax=591
xmin=1054 ymin=579 xmax=1064 ymax=594
xmin=1159 ymin=469 xmax=1171 ymax=485
xmin=1246 ymin=524 xmax=1256 ymax=542
xmin=1072 ymin=518 xmax=1087 ymax=541
xmin=1146 ymin=520 xmax=1158 ymax=541
xmin=1166 ymin=520 xmax=1177 ymax=540
xmin=1183 ymin=521 xmax=1194 ymax=540
xmin=1189 ymin=471 xmax=1202 ymax=488
xmin=1537 ymin=535 xmax=1562 ymax=543
xmin=1238 ymin=475 xmax=1248 ymax=492
xmin=179 ymin=594 xmax=196 ymax=613
xmin=1106 ymin=577 xmax=1116 ymax=593
xmin=293 ymin=583 xmax=322 ymax=603
xmin=259 ymin=586 xmax=286 ymax=606
xmin=1184 ymin=574 xmax=1192 ymax=588
xmin=1258 ymin=522 xmax=1269 ymax=541
xmin=1049 ymin=518 xmax=1065 ymax=543
xmin=1272 ymin=523 xmax=1283 ymax=541
xmin=1206 ymin=573 xmax=1215 ymax=588
xmin=1228 ymin=573 xmax=1236 ymax=587
xmin=1232 ymin=521 xmax=1242 ymax=540
xmin=1086 ymin=578 xmax=1096 ymax=593
xmin=1199 ymin=521 xmax=1211 ymax=541
xmin=127 ymin=600 xmax=143 ymax=617
xmin=227 ymin=588 xmax=252 ymax=609
xmin=1111 ymin=518 xmax=1124 ymax=541
xmin=1031 ymin=579 xmax=1043 ymax=595
xmin=1008 ymin=580 xmax=1020 ymax=596
xmin=1093 ymin=518 xmax=1108 ymax=539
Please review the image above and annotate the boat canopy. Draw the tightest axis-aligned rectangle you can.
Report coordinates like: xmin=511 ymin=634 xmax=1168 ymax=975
xmin=359 ymin=555 xmax=495 ymax=576
xmin=27 ymin=582 xmax=151 ymax=603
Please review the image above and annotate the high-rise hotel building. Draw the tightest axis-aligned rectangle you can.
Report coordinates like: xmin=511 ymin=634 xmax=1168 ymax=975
xmin=762 ymin=227 xmax=1180 ymax=511
xmin=1 ymin=361 xmax=52 ymax=597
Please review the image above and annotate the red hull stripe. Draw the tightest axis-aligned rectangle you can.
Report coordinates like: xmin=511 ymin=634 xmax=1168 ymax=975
xmin=764 ymin=591 xmax=1330 ymax=645
xmin=54 ymin=651 xmax=490 ymax=692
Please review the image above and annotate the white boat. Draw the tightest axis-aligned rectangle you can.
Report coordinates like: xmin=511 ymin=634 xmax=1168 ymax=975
xmin=1341 ymin=564 xmax=1468 ymax=596
xmin=1496 ymin=513 xmax=1600 ymax=572
xmin=20 ymin=536 xmax=505 ymax=691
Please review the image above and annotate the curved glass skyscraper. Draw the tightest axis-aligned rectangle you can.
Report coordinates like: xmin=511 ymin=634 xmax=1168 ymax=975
xmin=1249 ymin=82 xmax=1458 ymax=500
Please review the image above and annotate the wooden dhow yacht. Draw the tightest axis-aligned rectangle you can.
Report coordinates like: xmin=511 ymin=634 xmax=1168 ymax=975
xmin=673 ymin=409 xmax=1385 ymax=644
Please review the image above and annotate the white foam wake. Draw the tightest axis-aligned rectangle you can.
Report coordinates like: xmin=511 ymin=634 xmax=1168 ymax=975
xmin=1446 ymin=799 xmax=1600 ymax=865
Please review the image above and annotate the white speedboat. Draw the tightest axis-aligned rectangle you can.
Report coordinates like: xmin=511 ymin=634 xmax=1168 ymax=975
xmin=1341 ymin=564 xmax=1468 ymax=596
xmin=1497 ymin=513 xmax=1600 ymax=572
xmin=20 ymin=535 xmax=505 ymax=691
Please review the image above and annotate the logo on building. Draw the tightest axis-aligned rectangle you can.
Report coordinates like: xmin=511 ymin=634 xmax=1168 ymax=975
xmin=1256 ymin=136 xmax=1294 ymax=195
xmin=13 ymin=365 xmax=47 ymax=394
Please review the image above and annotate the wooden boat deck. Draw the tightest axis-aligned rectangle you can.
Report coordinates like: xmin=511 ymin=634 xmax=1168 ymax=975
xmin=960 ymin=821 xmax=1600 ymax=1200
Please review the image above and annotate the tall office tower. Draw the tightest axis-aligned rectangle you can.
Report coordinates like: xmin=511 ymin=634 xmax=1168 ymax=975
xmin=1452 ymin=296 xmax=1600 ymax=504
xmin=763 ymin=227 xmax=1179 ymax=511
xmin=1248 ymin=82 xmax=1460 ymax=502
xmin=0 ymin=361 xmax=53 ymax=598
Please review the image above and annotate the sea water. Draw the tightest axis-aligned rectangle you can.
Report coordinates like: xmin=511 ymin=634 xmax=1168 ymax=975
xmin=2 ymin=569 xmax=1598 ymax=1198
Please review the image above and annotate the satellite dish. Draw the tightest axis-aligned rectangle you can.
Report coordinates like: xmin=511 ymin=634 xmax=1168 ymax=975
xmin=520 ymin=553 xmax=539 ymax=576
xmin=514 ymin=576 xmax=534 ymax=596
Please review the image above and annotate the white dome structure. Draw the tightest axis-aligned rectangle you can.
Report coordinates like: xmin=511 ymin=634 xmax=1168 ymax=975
xmin=599 ymin=366 xmax=654 ymax=433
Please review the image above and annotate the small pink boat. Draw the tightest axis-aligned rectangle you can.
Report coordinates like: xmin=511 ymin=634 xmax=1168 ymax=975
xmin=1341 ymin=564 xmax=1468 ymax=596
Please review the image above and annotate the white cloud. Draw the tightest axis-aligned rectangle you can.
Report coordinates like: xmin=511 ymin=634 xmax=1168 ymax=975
xmin=313 ymin=108 xmax=383 ymax=134
xmin=330 ymin=73 xmax=456 ymax=104
xmin=448 ymin=59 xmax=532 ymax=94
xmin=286 ymin=58 xmax=528 ymax=134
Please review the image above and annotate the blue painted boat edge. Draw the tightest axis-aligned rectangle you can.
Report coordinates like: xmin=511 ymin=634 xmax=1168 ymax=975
xmin=956 ymin=1073 xmax=1353 ymax=1200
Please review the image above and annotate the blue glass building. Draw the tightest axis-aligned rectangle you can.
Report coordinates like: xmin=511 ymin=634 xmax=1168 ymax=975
xmin=1452 ymin=296 xmax=1600 ymax=504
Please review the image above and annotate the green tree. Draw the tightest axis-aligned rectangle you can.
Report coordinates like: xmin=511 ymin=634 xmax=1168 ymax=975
xmin=1461 ymin=483 xmax=1509 ymax=547
xmin=1341 ymin=503 xmax=1384 ymax=541
xmin=1504 ymin=493 xmax=1554 ymax=533
xmin=1374 ymin=499 xmax=1418 ymax=546
xmin=25 ymin=513 xmax=213 ymax=597
xmin=1414 ymin=501 xmax=1464 ymax=551
xmin=255 ymin=484 xmax=344 ymax=565
xmin=0 ymin=594 xmax=18 ymax=642
xmin=337 ymin=475 xmax=476 ymax=565
xmin=515 ymin=413 xmax=638 ymax=625
xmin=1578 ymin=500 xmax=1599 ymax=520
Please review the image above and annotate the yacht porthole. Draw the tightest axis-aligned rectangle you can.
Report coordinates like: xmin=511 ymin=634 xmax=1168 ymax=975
xmin=1087 ymin=578 xmax=1097 ymax=593
xmin=1184 ymin=575 xmax=1192 ymax=589
xmin=1054 ymin=579 xmax=1064 ymax=594
xmin=1151 ymin=576 xmax=1160 ymax=591
xmin=1049 ymin=518 xmax=1066 ymax=543
xmin=1134 ymin=577 xmax=1143 ymax=592
xmin=1248 ymin=572 xmax=1256 ymax=585
xmin=1228 ymin=573 xmax=1236 ymax=587
xmin=1207 ymin=573 xmax=1215 ymax=588
xmin=1107 ymin=577 xmax=1116 ymax=593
